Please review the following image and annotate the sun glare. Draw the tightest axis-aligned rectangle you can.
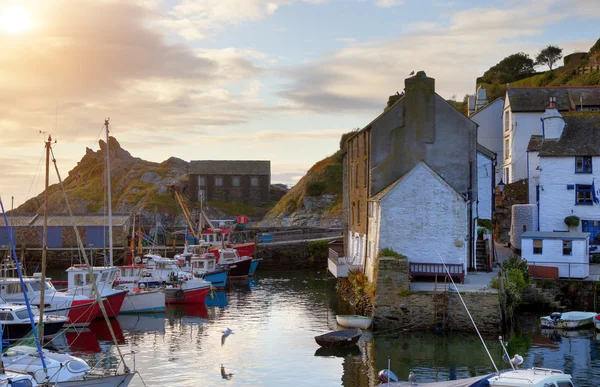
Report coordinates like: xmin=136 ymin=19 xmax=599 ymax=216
xmin=2 ymin=6 xmax=32 ymax=34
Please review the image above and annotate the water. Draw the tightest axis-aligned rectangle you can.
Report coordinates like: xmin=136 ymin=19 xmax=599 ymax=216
xmin=44 ymin=270 xmax=600 ymax=386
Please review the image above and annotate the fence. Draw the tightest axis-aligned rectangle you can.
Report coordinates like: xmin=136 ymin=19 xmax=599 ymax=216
xmin=528 ymin=261 xmax=589 ymax=279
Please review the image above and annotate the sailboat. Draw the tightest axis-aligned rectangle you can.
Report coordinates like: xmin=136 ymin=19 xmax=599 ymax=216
xmin=2 ymin=130 xmax=137 ymax=385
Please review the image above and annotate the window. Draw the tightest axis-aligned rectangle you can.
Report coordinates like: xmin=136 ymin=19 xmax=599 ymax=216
xmin=74 ymin=274 xmax=84 ymax=285
xmin=357 ymin=201 xmax=361 ymax=225
xmin=349 ymin=166 xmax=352 ymax=188
xmin=351 ymin=202 xmax=355 ymax=225
xmin=556 ymin=381 xmax=574 ymax=387
xmin=16 ymin=309 xmax=30 ymax=320
xmin=355 ymin=137 xmax=358 ymax=158
xmin=576 ymin=184 xmax=593 ymax=205
xmin=197 ymin=176 xmax=206 ymax=187
xmin=251 ymin=176 xmax=259 ymax=187
xmin=349 ymin=139 xmax=353 ymax=159
xmin=5 ymin=283 xmax=21 ymax=294
xmin=575 ymin=156 xmax=592 ymax=173
xmin=562 ymin=240 xmax=572 ymax=255
xmin=215 ymin=176 xmax=223 ymax=186
xmin=504 ymin=111 xmax=510 ymax=132
xmin=364 ymin=160 xmax=368 ymax=187
xmin=533 ymin=239 xmax=542 ymax=254
xmin=582 ymin=220 xmax=600 ymax=245
xmin=0 ymin=312 xmax=14 ymax=320
xmin=368 ymin=201 xmax=374 ymax=218
xmin=504 ymin=167 xmax=510 ymax=184
xmin=522 ymin=225 xmax=527 ymax=232
xmin=101 ymin=272 xmax=109 ymax=282
xmin=197 ymin=189 xmax=205 ymax=203
xmin=363 ymin=131 xmax=367 ymax=155
xmin=504 ymin=137 xmax=510 ymax=160
xmin=232 ymin=176 xmax=240 ymax=187
xmin=355 ymin=165 xmax=359 ymax=188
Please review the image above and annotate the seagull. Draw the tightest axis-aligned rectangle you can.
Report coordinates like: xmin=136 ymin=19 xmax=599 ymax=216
xmin=220 ymin=364 xmax=233 ymax=380
xmin=408 ymin=371 xmax=417 ymax=383
xmin=503 ymin=354 xmax=524 ymax=368
xmin=409 ymin=70 xmax=415 ymax=76
xmin=221 ymin=328 xmax=234 ymax=346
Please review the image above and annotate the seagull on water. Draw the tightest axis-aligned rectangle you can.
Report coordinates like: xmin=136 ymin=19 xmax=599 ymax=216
xmin=221 ymin=328 xmax=234 ymax=347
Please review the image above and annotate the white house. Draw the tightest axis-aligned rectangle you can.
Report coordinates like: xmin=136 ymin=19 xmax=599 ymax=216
xmin=502 ymin=86 xmax=600 ymax=184
xmin=522 ymin=231 xmax=590 ymax=279
xmin=364 ymin=162 xmax=468 ymax=281
xmin=470 ymin=95 xmax=504 ymax=183
xmin=526 ymin=111 xmax=600 ymax=246
xmin=477 ymin=144 xmax=496 ymax=221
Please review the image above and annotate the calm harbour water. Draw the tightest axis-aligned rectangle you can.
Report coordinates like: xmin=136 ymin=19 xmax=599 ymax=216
xmin=45 ymin=269 xmax=600 ymax=386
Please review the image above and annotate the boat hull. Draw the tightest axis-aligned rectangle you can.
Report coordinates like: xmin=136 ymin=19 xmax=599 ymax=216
xmin=65 ymin=300 xmax=101 ymax=327
xmin=249 ymin=259 xmax=260 ymax=277
xmin=540 ymin=312 xmax=597 ymax=330
xmin=120 ymin=289 xmax=166 ymax=313
xmin=336 ymin=315 xmax=372 ymax=330
xmin=314 ymin=328 xmax=362 ymax=348
xmin=165 ymin=285 xmax=210 ymax=304
xmin=98 ymin=290 xmax=127 ymax=318
xmin=54 ymin=372 xmax=136 ymax=387
xmin=594 ymin=316 xmax=600 ymax=331
xmin=211 ymin=242 xmax=255 ymax=259
xmin=220 ymin=258 xmax=252 ymax=279
xmin=202 ymin=269 xmax=228 ymax=287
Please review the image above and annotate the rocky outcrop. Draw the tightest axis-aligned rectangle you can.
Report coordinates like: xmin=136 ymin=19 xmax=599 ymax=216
xmin=260 ymin=194 xmax=342 ymax=227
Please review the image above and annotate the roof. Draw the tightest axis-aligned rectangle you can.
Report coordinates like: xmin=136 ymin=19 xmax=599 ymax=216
xmin=189 ymin=160 xmax=270 ymax=175
xmin=522 ymin=231 xmax=589 ymax=240
xmin=507 ymin=86 xmax=600 ymax=112
xmin=527 ymin=135 xmax=543 ymax=152
xmin=538 ymin=112 xmax=600 ymax=157
xmin=0 ymin=213 xmax=130 ymax=228
xmin=477 ymin=143 xmax=496 ymax=159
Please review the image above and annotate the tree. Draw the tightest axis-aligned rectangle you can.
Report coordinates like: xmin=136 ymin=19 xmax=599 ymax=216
xmin=536 ymin=45 xmax=563 ymax=71
xmin=482 ymin=53 xmax=535 ymax=84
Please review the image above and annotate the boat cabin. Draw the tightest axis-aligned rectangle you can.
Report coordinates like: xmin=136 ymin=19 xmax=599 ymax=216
xmin=66 ymin=265 xmax=119 ymax=293
xmin=0 ymin=304 xmax=37 ymax=322
xmin=190 ymin=255 xmax=218 ymax=274
xmin=487 ymin=367 xmax=573 ymax=386
xmin=0 ymin=277 xmax=55 ymax=299
xmin=219 ymin=248 xmax=242 ymax=264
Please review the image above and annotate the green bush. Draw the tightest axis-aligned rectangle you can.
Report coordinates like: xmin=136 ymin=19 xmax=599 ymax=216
xmin=478 ymin=219 xmax=493 ymax=232
xmin=502 ymin=254 xmax=531 ymax=283
xmin=305 ymin=181 xmax=326 ymax=197
xmin=490 ymin=277 xmax=499 ymax=289
xmin=307 ymin=239 xmax=329 ymax=261
xmin=378 ymin=248 xmax=405 ymax=259
xmin=564 ymin=215 xmax=580 ymax=228
xmin=590 ymin=254 xmax=600 ymax=264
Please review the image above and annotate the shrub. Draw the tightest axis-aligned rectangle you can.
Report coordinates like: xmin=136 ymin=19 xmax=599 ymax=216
xmin=305 ymin=181 xmax=326 ymax=197
xmin=307 ymin=239 xmax=329 ymax=261
xmin=378 ymin=248 xmax=405 ymax=259
xmin=502 ymin=254 xmax=530 ymax=283
xmin=490 ymin=277 xmax=499 ymax=289
xmin=564 ymin=216 xmax=580 ymax=228
xmin=478 ymin=219 xmax=493 ymax=232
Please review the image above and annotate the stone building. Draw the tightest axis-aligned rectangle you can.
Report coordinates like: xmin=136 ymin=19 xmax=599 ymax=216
xmin=332 ymin=71 xmax=479 ymax=280
xmin=0 ymin=213 xmax=130 ymax=249
xmin=188 ymin=160 xmax=270 ymax=205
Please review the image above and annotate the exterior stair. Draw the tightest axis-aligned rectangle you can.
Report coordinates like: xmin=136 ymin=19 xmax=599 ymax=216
xmin=475 ymin=239 xmax=490 ymax=271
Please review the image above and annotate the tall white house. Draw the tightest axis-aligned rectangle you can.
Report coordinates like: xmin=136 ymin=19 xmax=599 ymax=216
xmin=470 ymin=90 xmax=503 ymax=183
xmin=502 ymin=86 xmax=600 ymax=184
xmin=526 ymin=110 xmax=600 ymax=246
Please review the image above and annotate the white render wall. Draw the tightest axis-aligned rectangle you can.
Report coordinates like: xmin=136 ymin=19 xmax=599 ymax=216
xmin=522 ymin=237 xmax=589 ymax=278
xmin=539 ymin=156 xmax=600 ymax=232
xmin=472 ymin=99 xmax=503 ymax=182
xmin=502 ymin=110 xmax=544 ymax=183
xmin=510 ymin=204 xmax=538 ymax=250
xmin=376 ymin=163 xmax=468 ymax=270
xmin=527 ymin=150 xmax=540 ymax=205
xmin=347 ymin=231 xmax=366 ymax=267
xmin=365 ymin=202 xmax=381 ymax=281
xmin=477 ymin=152 xmax=493 ymax=221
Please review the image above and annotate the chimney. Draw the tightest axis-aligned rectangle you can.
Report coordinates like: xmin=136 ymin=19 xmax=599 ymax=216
xmin=404 ymin=71 xmax=435 ymax=144
xmin=467 ymin=95 xmax=475 ymax=116
xmin=475 ymin=85 xmax=488 ymax=111
xmin=541 ymin=98 xmax=564 ymax=140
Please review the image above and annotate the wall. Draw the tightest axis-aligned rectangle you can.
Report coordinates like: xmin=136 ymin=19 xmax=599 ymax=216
xmin=189 ymin=174 xmax=270 ymax=205
xmin=510 ymin=204 xmax=538 ymax=250
xmin=255 ymin=240 xmax=328 ymax=270
xmin=372 ymin=256 xmax=500 ymax=333
xmin=503 ymin=111 xmax=544 ymax=183
xmin=527 ymin=150 xmax=540 ymax=205
xmin=472 ymin=99 xmax=503 ymax=182
xmin=347 ymin=230 xmax=366 ymax=267
xmin=522 ymin=237 xmax=589 ymax=278
xmin=539 ymin=156 xmax=600 ymax=233
xmin=347 ymin=129 xmax=370 ymax=236
xmin=365 ymin=200 xmax=381 ymax=281
xmin=477 ymin=152 xmax=493 ymax=221
xmin=377 ymin=163 xmax=468 ymax=269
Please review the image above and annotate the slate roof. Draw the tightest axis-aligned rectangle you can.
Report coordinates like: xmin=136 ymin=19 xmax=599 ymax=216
xmin=189 ymin=160 xmax=270 ymax=175
xmin=538 ymin=112 xmax=600 ymax=157
xmin=477 ymin=143 xmax=496 ymax=159
xmin=507 ymin=86 xmax=600 ymax=112
xmin=0 ymin=213 xmax=130 ymax=227
xmin=527 ymin=135 xmax=543 ymax=152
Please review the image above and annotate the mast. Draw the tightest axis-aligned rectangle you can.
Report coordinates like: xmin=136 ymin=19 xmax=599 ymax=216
xmin=129 ymin=213 xmax=136 ymax=265
xmin=37 ymin=134 xmax=51 ymax=343
xmin=105 ymin=118 xmax=114 ymax=266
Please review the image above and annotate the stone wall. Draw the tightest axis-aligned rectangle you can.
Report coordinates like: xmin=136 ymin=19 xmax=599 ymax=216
xmin=372 ymin=256 xmax=501 ymax=333
xmin=255 ymin=240 xmax=328 ymax=270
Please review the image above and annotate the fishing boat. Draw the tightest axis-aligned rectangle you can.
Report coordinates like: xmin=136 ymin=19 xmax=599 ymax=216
xmin=540 ymin=311 xmax=597 ymax=330
xmin=163 ymin=278 xmax=212 ymax=304
xmin=336 ymin=314 xmax=372 ymax=329
xmin=175 ymin=243 xmax=229 ymax=287
xmin=218 ymin=248 xmax=253 ymax=279
xmin=314 ymin=328 xmax=362 ymax=348
xmin=249 ymin=258 xmax=261 ymax=277
xmin=115 ymin=265 xmax=166 ymax=313
xmin=0 ymin=303 xmax=67 ymax=342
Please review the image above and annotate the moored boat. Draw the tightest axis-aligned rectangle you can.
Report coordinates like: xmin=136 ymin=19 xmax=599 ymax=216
xmin=314 ymin=328 xmax=361 ymax=348
xmin=336 ymin=314 xmax=372 ymax=329
xmin=164 ymin=278 xmax=212 ymax=304
xmin=249 ymin=258 xmax=261 ymax=277
xmin=120 ymin=287 xmax=166 ymax=313
xmin=0 ymin=303 xmax=68 ymax=342
xmin=218 ymin=248 xmax=253 ymax=279
xmin=540 ymin=311 xmax=597 ymax=330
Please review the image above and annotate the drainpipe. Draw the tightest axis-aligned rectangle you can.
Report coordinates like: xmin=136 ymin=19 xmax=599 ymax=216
xmin=468 ymin=161 xmax=474 ymax=271
xmin=491 ymin=153 xmax=497 ymax=270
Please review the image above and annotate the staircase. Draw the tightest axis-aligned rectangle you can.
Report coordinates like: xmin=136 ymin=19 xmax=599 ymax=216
xmin=475 ymin=240 xmax=490 ymax=272
xmin=526 ymin=283 xmax=568 ymax=312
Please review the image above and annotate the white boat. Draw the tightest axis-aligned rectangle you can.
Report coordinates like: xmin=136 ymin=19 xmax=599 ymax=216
xmin=0 ymin=371 xmax=40 ymax=386
xmin=336 ymin=314 xmax=372 ymax=329
xmin=383 ymin=367 xmax=574 ymax=386
xmin=540 ymin=311 xmax=597 ymax=330
xmin=120 ymin=287 xmax=165 ymax=313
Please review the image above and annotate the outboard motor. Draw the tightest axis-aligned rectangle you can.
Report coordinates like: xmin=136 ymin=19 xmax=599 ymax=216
xmin=550 ymin=312 xmax=562 ymax=324
xmin=378 ymin=369 xmax=399 ymax=383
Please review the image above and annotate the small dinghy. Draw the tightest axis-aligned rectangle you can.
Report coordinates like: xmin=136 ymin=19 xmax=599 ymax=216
xmin=336 ymin=314 xmax=372 ymax=329
xmin=540 ymin=311 xmax=597 ymax=330
xmin=314 ymin=328 xmax=361 ymax=348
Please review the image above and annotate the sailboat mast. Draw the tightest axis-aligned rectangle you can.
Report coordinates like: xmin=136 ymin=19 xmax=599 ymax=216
xmin=105 ymin=119 xmax=114 ymax=266
xmin=37 ymin=135 xmax=51 ymax=343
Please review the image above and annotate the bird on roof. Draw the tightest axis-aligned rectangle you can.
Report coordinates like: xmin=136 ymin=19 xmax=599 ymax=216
xmin=409 ymin=71 xmax=415 ymax=75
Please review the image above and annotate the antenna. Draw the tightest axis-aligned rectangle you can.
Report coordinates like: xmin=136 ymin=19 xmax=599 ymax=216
xmin=436 ymin=250 xmax=499 ymax=374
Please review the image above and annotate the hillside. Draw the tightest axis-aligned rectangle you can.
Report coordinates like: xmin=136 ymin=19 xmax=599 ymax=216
xmin=15 ymin=137 xmax=281 ymax=222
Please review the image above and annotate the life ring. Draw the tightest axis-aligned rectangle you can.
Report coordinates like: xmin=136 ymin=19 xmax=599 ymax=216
xmin=175 ymin=289 xmax=185 ymax=300
xmin=134 ymin=256 xmax=142 ymax=264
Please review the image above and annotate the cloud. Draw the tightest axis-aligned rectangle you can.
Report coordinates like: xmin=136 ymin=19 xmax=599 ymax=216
xmin=278 ymin=0 xmax=599 ymax=113
xmin=375 ymin=0 xmax=404 ymax=8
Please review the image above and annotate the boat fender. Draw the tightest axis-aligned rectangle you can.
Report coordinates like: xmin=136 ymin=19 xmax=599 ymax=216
xmin=134 ymin=256 xmax=142 ymax=264
xmin=175 ymin=289 xmax=185 ymax=300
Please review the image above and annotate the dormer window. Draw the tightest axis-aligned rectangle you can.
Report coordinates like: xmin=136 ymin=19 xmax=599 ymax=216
xmin=575 ymin=156 xmax=592 ymax=173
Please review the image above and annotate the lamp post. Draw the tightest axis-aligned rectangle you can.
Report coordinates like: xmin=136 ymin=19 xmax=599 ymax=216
xmin=497 ymin=179 xmax=505 ymax=197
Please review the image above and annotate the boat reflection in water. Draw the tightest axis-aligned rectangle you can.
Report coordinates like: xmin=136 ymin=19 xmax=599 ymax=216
xmin=117 ymin=314 xmax=166 ymax=335
xmin=314 ymin=345 xmax=361 ymax=358
xmin=89 ymin=318 xmax=125 ymax=344
xmin=205 ymin=291 xmax=227 ymax=308
xmin=50 ymin=328 xmax=101 ymax=354
xmin=166 ymin=303 xmax=209 ymax=319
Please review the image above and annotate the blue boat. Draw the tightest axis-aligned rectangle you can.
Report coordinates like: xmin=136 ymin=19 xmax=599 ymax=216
xmin=200 ymin=268 xmax=229 ymax=287
xmin=249 ymin=258 xmax=261 ymax=277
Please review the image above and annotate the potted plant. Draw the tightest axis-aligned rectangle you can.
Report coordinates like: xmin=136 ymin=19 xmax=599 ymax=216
xmin=564 ymin=216 xmax=580 ymax=231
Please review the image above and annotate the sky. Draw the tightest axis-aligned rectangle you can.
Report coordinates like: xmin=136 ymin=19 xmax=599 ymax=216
xmin=0 ymin=0 xmax=598 ymax=208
